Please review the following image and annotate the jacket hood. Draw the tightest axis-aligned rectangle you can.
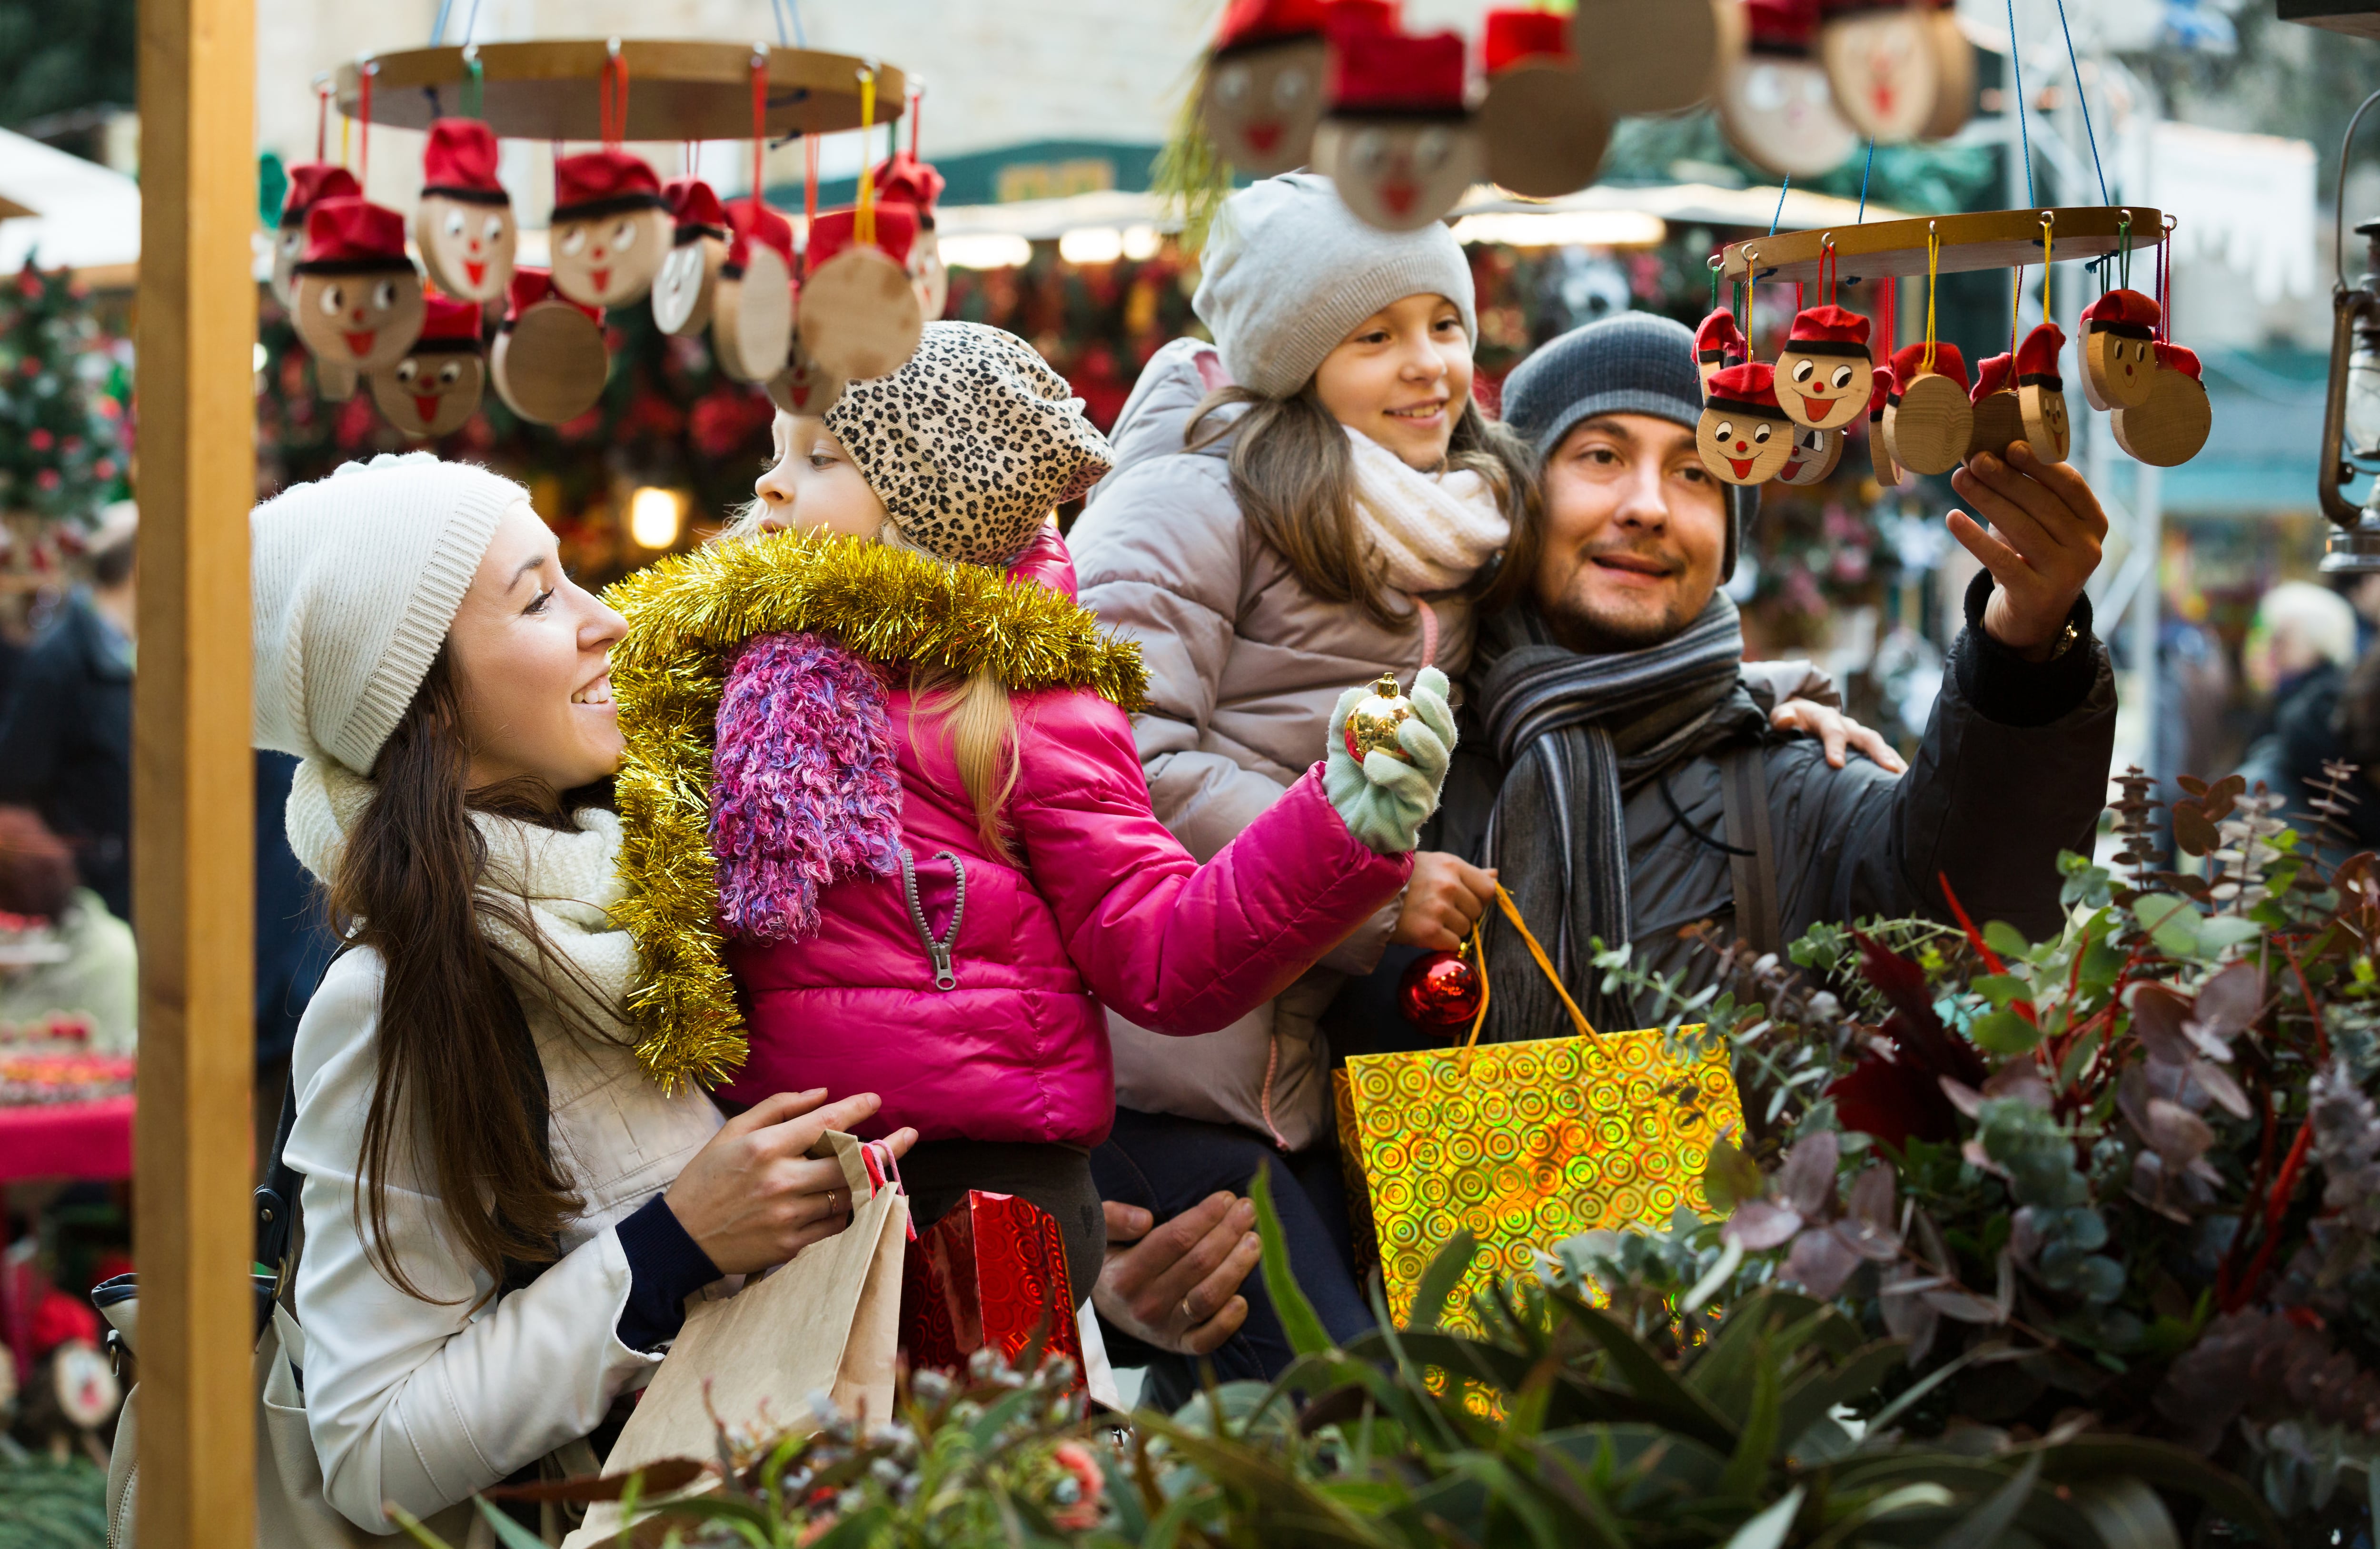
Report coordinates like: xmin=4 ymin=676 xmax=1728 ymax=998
xmin=1094 ymin=337 xmax=1237 ymax=503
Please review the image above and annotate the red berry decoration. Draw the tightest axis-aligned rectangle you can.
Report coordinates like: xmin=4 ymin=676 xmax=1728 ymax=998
xmin=1399 ymin=950 xmax=1483 ymax=1030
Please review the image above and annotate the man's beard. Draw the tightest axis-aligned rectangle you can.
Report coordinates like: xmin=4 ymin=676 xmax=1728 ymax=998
xmin=1540 ymin=567 xmax=1707 ymax=656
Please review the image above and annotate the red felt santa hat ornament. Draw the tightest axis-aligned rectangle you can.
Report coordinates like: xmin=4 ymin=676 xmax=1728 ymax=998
xmin=1883 ymin=338 xmax=1970 ymax=476
xmin=2114 ymin=342 xmax=2210 ymax=467
xmin=272 ymin=163 xmax=361 ymax=306
xmin=1695 ymin=308 xmax=1747 ymax=400
xmin=1200 ymin=0 xmax=1334 ymax=176
xmin=414 ymin=118 xmax=515 ymax=304
xmin=1697 ymin=362 xmax=1796 ymax=484
xmin=1965 ymin=349 xmax=2021 ymax=462
xmin=651 ymin=178 xmax=731 ymax=339
xmin=1776 ymin=303 xmax=1873 ymax=431
xmin=549 ymin=150 xmax=671 ymax=310
xmin=370 ymin=293 xmax=486 ymax=440
xmin=1479 ymin=7 xmax=1608 ymax=199
xmin=711 ymin=198 xmax=795 ymax=385
xmin=873 ymin=151 xmax=952 ymax=322
xmin=800 ymin=193 xmax=925 ymax=384
xmin=1868 ymin=362 xmax=1902 ymax=485
xmin=2013 ymin=320 xmax=2072 ymax=463
xmin=290 ymin=197 xmax=425 ymax=375
xmin=1312 ymin=25 xmax=1483 ymax=231
xmin=2080 ymin=287 xmax=2161 ymax=411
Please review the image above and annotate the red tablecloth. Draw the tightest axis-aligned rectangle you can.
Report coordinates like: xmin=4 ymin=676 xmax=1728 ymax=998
xmin=0 ymin=1095 xmax=133 ymax=1182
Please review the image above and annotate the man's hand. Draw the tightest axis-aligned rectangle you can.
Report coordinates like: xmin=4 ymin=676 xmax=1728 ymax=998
xmin=1092 ymin=1193 xmax=1262 ymax=1357
xmin=1947 ymin=441 xmax=2108 ymax=661
xmin=1390 ymin=851 xmax=1499 ymax=950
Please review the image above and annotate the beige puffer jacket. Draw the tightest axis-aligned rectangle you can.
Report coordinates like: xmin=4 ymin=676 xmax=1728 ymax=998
xmin=1069 ymin=337 xmax=1484 ymax=1152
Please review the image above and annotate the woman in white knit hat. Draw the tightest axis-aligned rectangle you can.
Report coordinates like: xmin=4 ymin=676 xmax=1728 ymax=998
xmin=249 ymin=453 xmax=913 ymax=1536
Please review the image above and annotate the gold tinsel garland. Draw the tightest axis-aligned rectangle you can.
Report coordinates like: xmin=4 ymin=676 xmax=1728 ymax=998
xmin=605 ymin=530 xmax=1148 ymax=1091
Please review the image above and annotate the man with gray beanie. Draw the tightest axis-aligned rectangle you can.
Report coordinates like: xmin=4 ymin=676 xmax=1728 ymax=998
xmin=1364 ymin=311 xmax=2120 ymax=1041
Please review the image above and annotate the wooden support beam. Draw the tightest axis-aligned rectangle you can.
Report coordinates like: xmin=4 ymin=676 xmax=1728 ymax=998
xmin=134 ymin=0 xmax=257 ymax=1543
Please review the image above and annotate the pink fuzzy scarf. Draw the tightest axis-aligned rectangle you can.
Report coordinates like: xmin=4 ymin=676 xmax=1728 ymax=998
xmin=710 ymin=631 xmax=904 ymax=942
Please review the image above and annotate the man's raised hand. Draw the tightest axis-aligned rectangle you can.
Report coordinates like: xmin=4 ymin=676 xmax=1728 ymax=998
xmin=1946 ymin=441 xmax=2108 ymax=661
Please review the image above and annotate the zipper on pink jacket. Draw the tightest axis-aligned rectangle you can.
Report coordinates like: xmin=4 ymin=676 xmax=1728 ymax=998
xmin=899 ymin=846 xmax=966 ymax=991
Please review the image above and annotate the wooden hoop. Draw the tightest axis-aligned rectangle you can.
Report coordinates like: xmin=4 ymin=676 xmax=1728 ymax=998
xmin=1722 ymin=206 xmax=2166 ymax=287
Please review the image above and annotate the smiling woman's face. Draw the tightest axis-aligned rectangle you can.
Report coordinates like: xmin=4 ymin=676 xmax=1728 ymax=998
xmin=444 ymin=500 xmax=628 ymax=796
xmin=1310 ymin=293 xmax=1474 ymax=471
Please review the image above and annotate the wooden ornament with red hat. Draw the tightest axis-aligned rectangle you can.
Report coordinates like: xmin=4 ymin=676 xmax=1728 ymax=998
xmin=1311 ymin=21 xmax=1483 ymax=232
xmin=1698 ymin=363 xmax=1796 ymax=484
xmin=550 ymin=150 xmax=669 ymax=309
xmin=491 ymin=266 xmax=609 ymax=425
xmin=652 ymin=178 xmax=730 ymax=337
xmin=1867 ymin=363 xmax=1902 ymax=484
xmin=292 ymin=197 xmax=426 ymax=375
xmin=415 ymin=118 xmax=516 ymax=304
xmin=1695 ymin=307 xmax=1748 ymax=400
xmin=2113 ymin=344 xmax=2211 ymax=468
xmin=875 ymin=128 xmax=950 ymax=320
xmin=1964 ymin=350 xmax=2022 ymax=463
xmin=802 ymin=203 xmax=925 ymax=383
xmin=711 ymin=197 xmax=796 ymax=384
xmin=1886 ymin=338 xmax=1970 ymax=476
xmin=1775 ymin=300 xmax=1873 ymax=431
xmin=1567 ymin=0 xmax=1721 ymax=116
xmin=1717 ymin=0 xmax=1860 ymax=179
xmin=2014 ymin=321 xmax=2070 ymax=462
xmin=1478 ymin=7 xmax=1608 ymax=200
xmin=1919 ymin=0 xmax=1974 ymax=139
xmin=271 ymin=161 xmax=360 ymax=308
xmin=370 ymin=294 xmax=485 ymax=438
xmin=1817 ymin=0 xmax=1940 ymax=144
xmin=1776 ymin=424 xmax=1844 ymax=485
xmin=768 ymin=345 xmax=846 ymax=419
xmin=2079 ymin=287 xmax=2159 ymax=412
xmin=1199 ymin=0 xmax=1332 ymax=176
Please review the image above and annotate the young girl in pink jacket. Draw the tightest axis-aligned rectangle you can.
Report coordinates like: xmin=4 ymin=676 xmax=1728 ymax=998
xmin=608 ymin=322 xmax=1450 ymax=1299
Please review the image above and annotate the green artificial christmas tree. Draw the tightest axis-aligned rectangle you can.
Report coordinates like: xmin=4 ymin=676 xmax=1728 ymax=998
xmin=0 ymin=260 xmax=128 ymax=529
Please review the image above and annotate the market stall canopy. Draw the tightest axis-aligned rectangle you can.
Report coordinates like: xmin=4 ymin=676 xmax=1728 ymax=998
xmin=0 ymin=128 xmax=137 ymax=286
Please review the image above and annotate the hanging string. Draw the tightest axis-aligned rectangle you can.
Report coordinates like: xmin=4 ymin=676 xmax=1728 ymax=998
xmin=2053 ymin=0 xmax=2110 ymax=206
xmin=1923 ymin=225 xmax=1941 ymax=374
xmin=804 ymin=134 xmax=820 ymax=242
xmin=772 ymin=0 xmax=810 ymax=48
xmin=750 ymin=52 xmax=769 ymax=205
xmin=2158 ymin=217 xmax=2174 ymax=343
xmin=856 ymin=66 xmax=879 ymax=249
xmin=461 ymin=48 xmax=484 ymax=121
xmin=1856 ymin=140 xmax=1875 ymax=223
xmin=357 ymin=61 xmax=376 ymax=183
xmin=2041 ymin=212 xmax=2055 ymax=323
xmin=1883 ymin=273 xmax=1896 ymax=368
xmin=1768 ymin=174 xmax=1790 ymax=236
xmin=2006 ymin=0 xmax=2034 ymax=207
xmin=908 ymin=82 xmax=922 ymax=160
xmin=599 ymin=43 xmax=629 ymax=147
xmin=1708 ymin=254 xmax=1723 ymax=316
xmin=316 ymin=81 xmax=331 ymax=163
xmin=2010 ymin=264 xmax=2023 ymax=355
xmin=430 ymin=0 xmax=455 ymax=45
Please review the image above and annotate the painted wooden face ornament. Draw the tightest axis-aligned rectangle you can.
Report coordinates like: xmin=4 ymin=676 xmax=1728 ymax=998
xmin=272 ymin=163 xmax=360 ymax=309
xmin=1817 ymin=0 xmax=1939 ymax=144
xmin=2112 ymin=343 xmax=2212 ymax=468
xmin=710 ymin=199 xmax=796 ymax=385
xmin=1964 ymin=350 xmax=2022 ymax=463
xmin=1698 ymin=363 xmax=1795 ymax=484
xmin=1883 ymin=339 xmax=1970 ymax=477
xmin=291 ymin=197 xmax=425 ymax=375
xmin=1775 ymin=424 xmax=1844 ymax=486
xmin=1867 ymin=364 xmax=1902 ymax=485
xmin=2079 ymin=288 xmax=2161 ymax=412
xmin=1776 ymin=304 xmax=1873 ymax=431
xmin=875 ymin=150 xmax=950 ymax=320
xmin=549 ymin=150 xmax=670 ymax=310
xmin=768 ymin=345 xmax=847 ymax=418
xmin=1199 ymin=0 xmax=1331 ymax=176
xmin=1717 ymin=0 xmax=1860 ymax=180
xmin=1696 ymin=308 xmax=1747 ymax=400
xmin=652 ymin=178 xmax=730 ymax=338
xmin=2014 ymin=322 xmax=2071 ymax=463
xmin=1312 ymin=26 xmax=1483 ymax=232
xmin=414 ymin=118 xmax=515 ymax=304
xmin=1479 ymin=8 xmax=1609 ymax=199
xmin=490 ymin=266 xmax=609 ymax=426
xmin=369 ymin=293 xmax=484 ymax=439
xmin=802 ymin=205 xmax=925 ymax=384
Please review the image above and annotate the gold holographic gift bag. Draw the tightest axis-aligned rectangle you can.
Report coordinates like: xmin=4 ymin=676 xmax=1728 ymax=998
xmin=1333 ymin=887 xmax=1743 ymax=1331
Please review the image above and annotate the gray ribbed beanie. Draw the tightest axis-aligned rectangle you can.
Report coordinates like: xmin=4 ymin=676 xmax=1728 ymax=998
xmin=251 ymin=452 xmax=525 ymax=774
xmin=1192 ymin=172 xmax=1476 ymax=399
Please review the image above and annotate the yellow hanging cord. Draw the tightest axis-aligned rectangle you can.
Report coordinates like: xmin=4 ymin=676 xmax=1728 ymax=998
xmin=1465 ymin=884 xmax=1597 ymax=1049
xmin=2041 ymin=211 xmax=2056 ymax=324
xmin=855 ymin=67 xmax=877 ymax=249
xmin=1922 ymin=224 xmax=1940 ymax=375
xmin=2010 ymin=264 xmax=2023 ymax=356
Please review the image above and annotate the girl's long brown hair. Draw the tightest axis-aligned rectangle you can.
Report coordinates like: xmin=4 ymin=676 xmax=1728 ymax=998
xmin=1186 ymin=385 xmax=1541 ymax=628
xmin=334 ymin=650 xmax=605 ymax=1302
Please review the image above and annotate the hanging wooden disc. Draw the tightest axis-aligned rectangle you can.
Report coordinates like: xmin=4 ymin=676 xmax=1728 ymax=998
xmin=1481 ymin=63 xmax=1612 ymax=199
xmin=2018 ymin=381 xmax=2071 ymax=463
xmin=1200 ymin=36 xmax=1330 ymax=177
xmin=653 ymin=232 xmax=727 ymax=337
xmin=1313 ymin=117 xmax=1485 ymax=232
xmin=710 ymin=245 xmax=794 ymax=385
xmin=1775 ymin=424 xmax=1845 ymax=486
xmin=1870 ymin=412 xmax=1903 ymax=486
xmin=1820 ymin=4 xmax=1940 ymax=144
xmin=1717 ymin=54 xmax=1861 ymax=179
xmin=2081 ymin=326 xmax=2157 ymax=412
xmin=2112 ymin=366 xmax=2211 ymax=468
xmin=1966 ymin=390 xmax=2022 ymax=463
xmin=1892 ymin=372 xmax=1972 ymax=475
xmin=371 ymin=349 xmax=486 ymax=438
xmin=767 ymin=344 xmax=847 ymax=417
xmin=1569 ymin=0 xmax=1719 ymax=115
xmin=492 ymin=299 xmax=609 ymax=424
xmin=799 ymin=247 xmax=923 ymax=382
xmin=1921 ymin=4 xmax=1976 ymax=140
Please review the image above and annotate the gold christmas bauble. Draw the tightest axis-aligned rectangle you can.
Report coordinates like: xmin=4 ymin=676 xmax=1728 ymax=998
xmin=1344 ymin=672 xmax=1415 ymax=763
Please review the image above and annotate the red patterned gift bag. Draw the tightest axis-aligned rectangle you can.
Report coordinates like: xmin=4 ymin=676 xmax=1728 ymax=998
xmin=900 ymin=1191 xmax=1084 ymax=1394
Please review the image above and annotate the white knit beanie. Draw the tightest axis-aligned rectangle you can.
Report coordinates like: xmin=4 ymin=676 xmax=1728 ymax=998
xmin=1191 ymin=172 xmax=1477 ymax=400
xmin=251 ymin=452 xmax=526 ymax=774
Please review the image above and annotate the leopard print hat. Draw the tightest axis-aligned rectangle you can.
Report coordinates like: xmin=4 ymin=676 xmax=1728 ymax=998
xmin=824 ymin=322 xmax=1114 ymax=569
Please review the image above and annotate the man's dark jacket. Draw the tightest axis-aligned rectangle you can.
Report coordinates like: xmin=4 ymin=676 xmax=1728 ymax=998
xmin=1396 ymin=573 xmax=2118 ymax=1031
xmin=0 ymin=592 xmax=132 ymax=920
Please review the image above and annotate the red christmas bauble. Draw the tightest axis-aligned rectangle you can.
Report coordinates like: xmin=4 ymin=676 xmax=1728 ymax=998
xmin=1399 ymin=950 xmax=1483 ymax=1030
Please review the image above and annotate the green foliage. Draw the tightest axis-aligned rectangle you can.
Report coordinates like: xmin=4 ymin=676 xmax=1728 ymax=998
xmin=0 ymin=1440 xmax=108 ymax=1549
xmin=0 ymin=262 xmax=127 ymax=524
xmin=0 ymin=0 xmax=132 ymax=129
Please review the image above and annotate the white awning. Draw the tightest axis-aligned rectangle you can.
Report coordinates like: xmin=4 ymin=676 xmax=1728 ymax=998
xmin=0 ymin=127 xmax=142 ymax=286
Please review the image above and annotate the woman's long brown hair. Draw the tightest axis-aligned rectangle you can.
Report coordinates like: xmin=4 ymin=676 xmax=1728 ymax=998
xmin=333 ymin=649 xmax=603 ymax=1302
xmin=1186 ymin=385 xmax=1542 ymax=628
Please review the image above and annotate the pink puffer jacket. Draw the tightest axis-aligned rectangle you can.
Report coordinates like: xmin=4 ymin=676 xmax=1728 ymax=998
xmin=711 ymin=531 xmax=1410 ymax=1148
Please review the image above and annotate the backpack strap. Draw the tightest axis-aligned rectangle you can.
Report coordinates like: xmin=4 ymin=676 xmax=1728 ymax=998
xmin=1718 ymin=743 xmax=1782 ymax=959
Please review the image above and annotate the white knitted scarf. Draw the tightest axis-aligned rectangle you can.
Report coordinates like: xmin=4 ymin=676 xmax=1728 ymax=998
xmin=284 ymin=758 xmax=642 ymax=1035
xmin=1346 ymin=426 xmax=1512 ymax=595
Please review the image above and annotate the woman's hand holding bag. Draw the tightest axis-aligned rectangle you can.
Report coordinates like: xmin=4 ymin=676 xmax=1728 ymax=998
xmin=1325 ymin=665 xmax=1456 ymax=855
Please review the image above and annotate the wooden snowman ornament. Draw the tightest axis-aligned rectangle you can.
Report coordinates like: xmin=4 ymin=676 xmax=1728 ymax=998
xmin=369 ymin=293 xmax=484 ymax=438
xmin=1775 ymin=304 xmax=1874 ymax=430
xmin=2112 ymin=343 xmax=2212 ymax=467
xmin=652 ymin=178 xmax=729 ymax=338
xmin=2078 ymin=289 xmax=2160 ymax=412
xmin=291 ymin=197 xmax=426 ymax=376
xmin=271 ymin=162 xmax=358 ymax=308
xmin=1775 ymin=424 xmax=1844 ymax=486
xmin=1312 ymin=26 xmax=1484 ymax=232
xmin=1479 ymin=7 xmax=1609 ymax=199
xmin=549 ymin=150 xmax=670 ymax=310
xmin=2013 ymin=322 xmax=2070 ymax=462
xmin=874 ymin=150 xmax=951 ymax=321
xmin=1718 ymin=0 xmax=1861 ymax=179
xmin=414 ymin=118 xmax=515 ymax=303
xmin=1964 ymin=351 xmax=2022 ymax=462
xmin=1568 ymin=0 xmax=1721 ymax=116
xmin=1698 ymin=363 xmax=1797 ymax=484
xmin=803 ymin=205 xmax=925 ymax=383
xmin=1867 ymin=364 xmax=1902 ymax=484
xmin=710 ymin=198 xmax=795 ymax=385
xmin=1199 ymin=0 xmax=1332 ymax=176
xmin=491 ymin=267 xmax=609 ymax=426
xmin=1696 ymin=308 xmax=1748 ymax=399
xmin=1817 ymin=0 xmax=1939 ymax=144
xmin=1883 ymin=339 xmax=1970 ymax=476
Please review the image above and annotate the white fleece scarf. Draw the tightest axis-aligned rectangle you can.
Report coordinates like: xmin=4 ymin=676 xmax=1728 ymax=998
xmin=1346 ymin=426 xmax=1512 ymax=595
xmin=284 ymin=758 xmax=642 ymax=1036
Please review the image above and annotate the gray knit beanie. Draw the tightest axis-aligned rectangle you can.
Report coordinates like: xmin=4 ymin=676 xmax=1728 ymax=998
xmin=251 ymin=452 xmax=526 ymax=774
xmin=1192 ymin=172 xmax=1476 ymax=399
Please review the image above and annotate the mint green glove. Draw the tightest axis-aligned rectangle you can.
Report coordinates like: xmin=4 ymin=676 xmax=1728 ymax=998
xmin=1324 ymin=666 xmax=1456 ymax=855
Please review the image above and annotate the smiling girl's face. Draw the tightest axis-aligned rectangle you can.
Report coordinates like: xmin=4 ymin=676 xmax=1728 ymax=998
xmin=750 ymin=412 xmax=891 ymax=540
xmin=1310 ymin=293 xmax=1474 ymax=472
